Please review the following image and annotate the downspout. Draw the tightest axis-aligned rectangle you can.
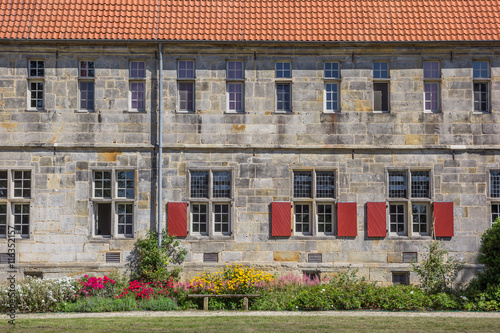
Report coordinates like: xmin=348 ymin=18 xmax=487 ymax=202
xmin=158 ymin=42 xmax=163 ymax=248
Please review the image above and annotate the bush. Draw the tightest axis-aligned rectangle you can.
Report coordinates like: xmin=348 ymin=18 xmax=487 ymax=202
xmin=59 ymin=296 xmax=138 ymax=312
xmin=139 ymin=296 xmax=178 ymax=311
xmin=411 ymin=241 xmax=463 ymax=294
xmin=131 ymin=230 xmax=187 ymax=282
xmin=475 ymin=219 xmax=500 ymax=289
xmin=76 ymin=275 xmax=118 ymax=298
xmin=0 ymin=277 xmax=77 ymax=313
xmin=116 ymin=278 xmax=177 ymax=300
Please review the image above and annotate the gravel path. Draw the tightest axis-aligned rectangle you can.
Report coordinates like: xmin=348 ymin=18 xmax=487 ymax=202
xmin=9 ymin=310 xmax=500 ymax=319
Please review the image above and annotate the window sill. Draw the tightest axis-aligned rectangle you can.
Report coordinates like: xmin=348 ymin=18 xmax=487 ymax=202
xmin=373 ymin=110 xmax=390 ymax=114
xmin=386 ymin=235 xmax=432 ymax=240
xmin=472 ymin=111 xmax=491 ymax=115
xmin=25 ymin=109 xmax=46 ymax=112
xmin=89 ymin=236 xmax=134 ymax=242
xmin=274 ymin=111 xmax=294 ymax=114
xmin=124 ymin=110 xmax=146 ymax=114
xmin=186 ymin=234 xmax=234 ymax=241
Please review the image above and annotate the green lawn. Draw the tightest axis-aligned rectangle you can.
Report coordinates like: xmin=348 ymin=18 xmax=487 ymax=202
xmin=2 ymin=315 xmax=499 ymax=333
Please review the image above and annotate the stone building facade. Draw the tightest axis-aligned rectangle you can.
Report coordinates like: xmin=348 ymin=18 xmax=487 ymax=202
xmin=0 ymin=1 xmax=499 ymax=285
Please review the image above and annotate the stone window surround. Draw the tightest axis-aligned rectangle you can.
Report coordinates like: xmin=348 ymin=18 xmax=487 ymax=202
xmin=386 ymin=169 xmax=432 ymax=238
xmin=392 ymin=271 xmax=409 ymax=285
xmin=177 ymin=59 xmax=195 ymax=113
xmin=324 ymin=61 xmax=341 ymax=113
xmin=423 ymin=60 xmax=441 ymax=113
xmin=488 ymin=169 xmax=500 ymax=226
xmin=0 ymin=170 xmax=33 ymax=239
xmin=27 ymin=59 xmax=45 ymax=111
xmin=372 ymin=60 xmax=390 ymax=113
xmin=187 ymin=168 xmax=234 ymax=239
xmin=90 ymin=169 xmax=136 ymax=239
xmin=473 ymin=60 xmax=491 ymax=114
xmin=291 ymin=168 xmax=337 ymax=237
xmin=226 ymin=60 xmax=245 ymax=113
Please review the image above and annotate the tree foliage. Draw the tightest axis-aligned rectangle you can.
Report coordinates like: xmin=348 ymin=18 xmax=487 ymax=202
xmin=131 ymin=230 xmax=187 ymax=282
xmin=411 ymin=241 xmax=463 ymax=294
xmin=475 ymin=218 xmax=500 ymax=289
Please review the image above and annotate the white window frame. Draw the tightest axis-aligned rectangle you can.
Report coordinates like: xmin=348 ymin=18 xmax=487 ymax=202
xmin=411 ymin=202 xmax=430 ymax=236
xmin=491 ymin=203 xmax=500 ymax=225
xmin=27 ymin=60 xmax=45 ymax=111
xmin=473 ymin=60 xmax=490 ymax=113
xmin=91 ymin=170 xmax=136 ymax=238
xmin=324 ymin=62 xmax=340 ymax=113
xmin=78 ymin=60 xmax=95 ymax=112
xmin=226 ymin=60 xmax=245 ymax=113
xmin=387 ymin=169 xmax=432 ymax=237
xmin=423 ymin=61 xmax=441 ymax=113
xmin=489 ymin=170 xmax=500 ymax=225
xmin=0 ymin=170 xmax=32 ymax=239
xmin=79 ymin=60 xmax=95 ymax=78
xmin=188 ymin=169 xmax=233 ymax=237
xmin=292 ymin=169 xmax=336 ymax=236
xmin=275 ymin=61 xmax=292 ymax=113
xmin=389 ymin=203 xmax=407 ymax=236
xmin=373 ymin=61 xmax=390 ymax=113
xmin=177 ymin=60 xmax=195 ymax=113
xmin=129 ymin=61 xmax=146 ymax=112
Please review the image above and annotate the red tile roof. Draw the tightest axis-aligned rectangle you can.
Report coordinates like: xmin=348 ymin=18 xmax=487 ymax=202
xmin=1 ymin=0 xmax=499 ymax=42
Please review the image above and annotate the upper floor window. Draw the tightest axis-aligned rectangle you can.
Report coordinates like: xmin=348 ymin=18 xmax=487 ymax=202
xmin=324 ymin=62 xmax=340 ymax=113
xmin=275 ymin=61 xmax=292 ymax=112
xmin=491 ymin=170 xmax=500 ymax=198
xmin=226 ymin=61 xmax=244 ymax=113
xmin=79 ymin=60 xmax=95 ymax=78
xmin=129 ymin=61 xmax=145 ymax=111
xmin=79 ymin=60 xmax=95 ymax=111
xmin=28 ymin=60 xmax=44 ymax=110
xmin=473 ymin=61 xmax=490 ymax=113
xmin=177 ymin=60 xmax=195 ymax=112
xmin=423 ymin=61 xmax=441 ymax=113
xmin=275 ymin=61 xmax=291 ymax=79
xmin=373 ymin=61 xmax=389 ymax=112
xmin=189 ymin=170 xmax=232 ymax=236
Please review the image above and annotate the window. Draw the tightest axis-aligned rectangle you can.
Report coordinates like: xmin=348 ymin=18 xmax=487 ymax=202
xmin=226 ymin=61 xmax=244 ymax=113
xmin=423 ymin=61 xmax=440 ymax=113
xmin=79 ymin=60 xmax=95 ymax=111
xmin=373 ymin=61 xmax=389 ymax=112
xmin=392 ymin=272 xmax=409 ymax=285
xmin=92 ymin=170 xmax=135 ymax=237
xmin=388 ymin=170 xmax=431 ymax=236
xmin=473 ymin=61 xmax=490 ymax=113
xmin=189 ymin=170 xmax=232 ymax=236
xmin=0 ymin=170 xmax=32 ymax=238
xmin=28 ymin=60 xmax=44 ymax=110
xmin=177 ymin=60 xmax=195 ymax=112
xmin=129 ymin=61 xmax=145 ymax=111
xmin=276 ymin=61 xmax=292 ymax=112
xmin=490 ymin=171 xmax=500 ymax=224
xmin=293 ymin=170 xmax=336 ymax=236
xmin=324 ymin=62 xmax=340 ymax=113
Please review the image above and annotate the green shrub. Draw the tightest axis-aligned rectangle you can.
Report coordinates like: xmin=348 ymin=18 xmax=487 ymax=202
xmin=411 ymin=241 xmax=463 ymax=294
xmin=0 ymin=277 xmax=77 ymax=313
xmin=475 ymin=219 xmax=500 ymax=290
xmin=429 ymin=292 xmax=460 ymax=310
xmin=364 ymin=285 xmax=430 ymax=311
xmin=139 ymin=296 xmax=178 ymax=311
xmin=131 ymin=230 xmax=187 ymax=282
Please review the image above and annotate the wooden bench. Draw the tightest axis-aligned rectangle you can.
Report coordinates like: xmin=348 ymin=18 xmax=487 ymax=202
xmin=187 ymin=294 xmax=261 ymax=311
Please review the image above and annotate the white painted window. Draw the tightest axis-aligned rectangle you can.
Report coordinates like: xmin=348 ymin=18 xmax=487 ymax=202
xmin=79 ymin=60 xmax=95 ymax=111
xmin=177 ymin=60 xmax=195 ymax=112
xmin=324 ymin=62 xmax=340 ymax=113
xmin=423 ymin=61 xmax=441 ymax=113
xmin=473 ymin=61 xmax=490 ymax=113
xmin=373 ymin=61 xmax=389 ymax=112
xmin=189 ymin=170 xmax=232 ymax=236
xmin=28 ymin=60 xmax=45 ymax=110
xmin=129 ymin=61 xmax=145 ymax=111
xmin=226 ymin=61 xmax=244 ymax=113
xmin=92 ymin=170 xmax=135 ymax=237
xmin=0 ymin=170 xmax=32 ymax=239
xmin=276 ymin=61 xmax=292 ymax=112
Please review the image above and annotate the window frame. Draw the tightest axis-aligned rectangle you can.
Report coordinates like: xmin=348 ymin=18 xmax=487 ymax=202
xmin=188 ymin=169 xmax=233 ymax=237
xmin=386 ymin=169 xmax=432 ymax=237
xmin=0 ymin=170 xmax=33 ymax=239
xmin=473 ymin=60 xmax=491 ymax=113
xmin=489 ymin=170 xmax=500 ymax=225
xmin=292 ymin=169 xmax=336 ymax=236
xmin=27 ymin=60 xmax=46 ymax=111
xmin=226 ymin=60 xmax=245 ymax=113
xmin=373 ymin=61 xmax=390 ymax=113
xmin=78 ymin=61 xmax=95 ymax=112
xmin=129 ymin=61 xmax=146 ymax=112
xmin=177 ymin=60 xmax=195 ymax=113
xmin=91 ymin=169 xmax=136 ymax=238
xmin=324 ymin=62 xmax=340 ymax=113
xmin=423 ymin=61 xmax=441 ymax=113
xmin=275 ymin=61 xmax=292 ymax=113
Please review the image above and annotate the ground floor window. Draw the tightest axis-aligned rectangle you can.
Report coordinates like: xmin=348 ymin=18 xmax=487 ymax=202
xmin=392 ymin=272 xmax=409 ymax=285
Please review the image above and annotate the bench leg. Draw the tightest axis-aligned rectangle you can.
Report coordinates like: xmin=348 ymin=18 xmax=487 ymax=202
xmin=243 ymin=297 xmax=248 ymax=310
xmin=204 ymin=297 xmax=208 ymax=311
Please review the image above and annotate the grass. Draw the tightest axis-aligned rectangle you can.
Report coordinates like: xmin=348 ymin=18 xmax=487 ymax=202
xmin=1 ymin=315 xmax=499 ymax=333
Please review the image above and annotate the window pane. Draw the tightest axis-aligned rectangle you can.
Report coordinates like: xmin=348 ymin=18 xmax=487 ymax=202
xmin=213 ymin=171 xmax=231 ymax=198
xmin=491 ymin=171 xmax=500 ymax=198
xmin=276 ymin=83 xmax=291 ymax=112
xmin=411 ymin=171 xmax=430 ymax=198
xmin=389 ymin=171 xmax=407 ymax=198
xmin=214 ymin=203 xmax=230 ymax=235
xmin=423 ymin=61 xmax=440 ymax=79
xmin=192 ymin=204 xmax=208 ymax=234
xmin=191 ymin=171 xmax=209 ymax=198
xmin=227 ymin=83 xmax=243 ymax=112
xmin=227 ymin=61 xmax=244 ymax=79
xmin=178 ymin=82 xmax=194 ymax=112
xmin=373 ymin=82 xmax=389 ymax=112
xmin=473 ymin=61 xmax=489 ymax=79
xmin=294 ymin=171 xmax=312 ymax=198
xmin=373 ymin=62 xmax=389 ymax=79
xmin=324 ymin=62 xmax=339 ymax=79
xmin=316 ymin=171 xmax=335 ymax=198
xmin=178 ymin=60 xmax=194 ymax=79
xmin=325 ymin=82 xmax=338 ymax=112
xmin=13 ymin=171 xmax=31 ymax=198
xmin=275 ymin=62 xmax=291 ymax=78
xmin=295 ymin=204 xmax=310 ymax=234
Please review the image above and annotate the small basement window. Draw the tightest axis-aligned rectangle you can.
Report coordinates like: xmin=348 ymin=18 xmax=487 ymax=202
xmin=392 ymin=272 xmax=409 ymax=285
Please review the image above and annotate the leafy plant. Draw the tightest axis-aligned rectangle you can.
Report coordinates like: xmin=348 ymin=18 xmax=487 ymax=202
xmin=475 ymin=218 xmax=500 ymax=289
xmin=131 ymin=230 xmax=187 ymax=282
xmin=76 ymin=275 xmax=117 ymax=298
xmin=411 ymin=241 xmax=463 ymax=294
xmin=59 ymin=296 xmax=138 ymax=312
xmin=139 ymin=296 xmax=178 ymax=311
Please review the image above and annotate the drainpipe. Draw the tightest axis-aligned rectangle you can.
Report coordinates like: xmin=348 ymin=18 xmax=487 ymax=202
xmin=158 ymin=42 xmax=163 ymax=248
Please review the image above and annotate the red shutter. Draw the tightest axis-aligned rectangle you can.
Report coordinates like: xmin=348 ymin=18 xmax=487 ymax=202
xmin=367 ymin=202 xmax=386 ymax=237
xmin=337 ymin=202 xmax=357 ymax=237
xmin=271 ymin=202 xmax=292 ymax=237
xmin=434 ymin=202 xmax=454 ymax=237
xmin=167 ymin=202 xmax=187 ymax=237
